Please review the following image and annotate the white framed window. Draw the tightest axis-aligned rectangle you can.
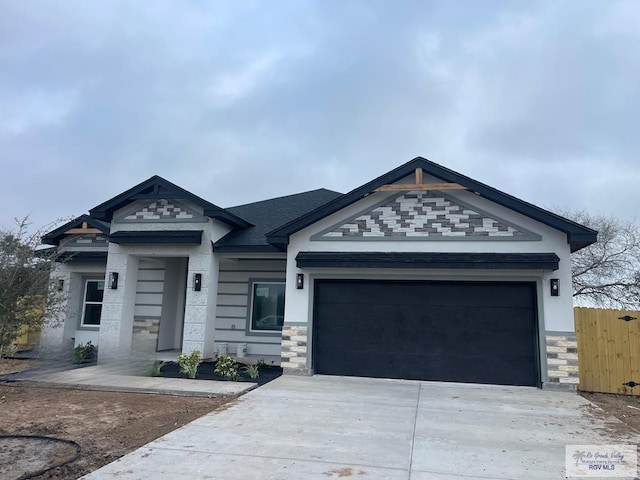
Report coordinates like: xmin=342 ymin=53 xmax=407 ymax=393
xmin=81 ymin=279 xmax=104 ymax=327
xmin=249 ymin=282 xmax=285 ymax=331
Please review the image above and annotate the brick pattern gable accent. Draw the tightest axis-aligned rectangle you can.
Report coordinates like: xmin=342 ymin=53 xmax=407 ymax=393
xmin=64 ymin=233 xmax=109 ymax=248
xmin=320 ymin=191 xmax=531 ymax=239
xmin=124 ymin=199 xmax=196 ymax=221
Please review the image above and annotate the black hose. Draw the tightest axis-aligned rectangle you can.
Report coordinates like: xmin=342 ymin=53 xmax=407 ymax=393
xmin=0 ymin=434 xmax=81 ymax=480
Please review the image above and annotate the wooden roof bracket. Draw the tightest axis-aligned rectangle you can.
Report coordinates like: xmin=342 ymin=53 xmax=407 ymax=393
xmin=373 ymin=168 xmax=467 ymax=192
xmin=64 ymin=221 xmax=103 ymax=235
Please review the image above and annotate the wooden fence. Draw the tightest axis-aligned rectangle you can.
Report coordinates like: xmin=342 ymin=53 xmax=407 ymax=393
xmin=575 ymin=307 xmax=640 ymax=395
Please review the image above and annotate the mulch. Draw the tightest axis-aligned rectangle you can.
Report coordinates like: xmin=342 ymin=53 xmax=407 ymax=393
xmin=158 ymin=361 xmax=282 ymax=386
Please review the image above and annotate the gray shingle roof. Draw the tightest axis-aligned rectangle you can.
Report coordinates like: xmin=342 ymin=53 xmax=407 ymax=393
xmin=214 ymin=189 xmax=343 ymax=252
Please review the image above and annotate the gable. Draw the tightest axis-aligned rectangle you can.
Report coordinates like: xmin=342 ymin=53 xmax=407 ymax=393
xmin=61 ymin=233 xmax=109 ymax=248
xmin=89 ymin=175 xmax=251 ymax=228
xmin=115 ymin=199 xmax=206 ymax=223
xmin=42 ymin=215 xmax=111 ymax=246
xmin=312 ymin=190 xmax=540 ymax=241
xmin=266 ymin=157 xmax=598 ymax=252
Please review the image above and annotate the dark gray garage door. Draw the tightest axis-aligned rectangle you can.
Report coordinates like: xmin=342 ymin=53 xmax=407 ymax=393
xmin=313 ymin=280 xmax=539 ymax=386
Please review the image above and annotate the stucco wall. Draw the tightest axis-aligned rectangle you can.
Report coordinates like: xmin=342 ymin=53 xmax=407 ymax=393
xmin=40 ymin=262 xmax=106 ymax=358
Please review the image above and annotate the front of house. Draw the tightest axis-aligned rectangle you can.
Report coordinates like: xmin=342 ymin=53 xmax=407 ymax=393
xmin=40 ymin=157 xmax=596 ymax=389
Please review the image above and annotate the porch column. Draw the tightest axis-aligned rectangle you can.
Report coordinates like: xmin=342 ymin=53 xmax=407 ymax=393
xmin=182 ymin=252 xmax=219 ymax=358
xmin=98 ymin=246 xmax=138 ymax=364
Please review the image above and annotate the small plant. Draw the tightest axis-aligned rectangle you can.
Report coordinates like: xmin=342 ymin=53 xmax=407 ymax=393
xmin=177 ymin=350 xmax=201 ymax=379
xmin=256 ymin=358 xmax=269 ymax=370
xmin=243 ymin=364 xmax=260 ymax=379
xmin=150 ymin=360 xmax=166 ymax=377
xmin=74 ymin=341 xmax=96 ymax=364
xmin=0 ymin=343 xmax=18 ymax=358
xmin=214 ymin=353 xmax=240 ymax=381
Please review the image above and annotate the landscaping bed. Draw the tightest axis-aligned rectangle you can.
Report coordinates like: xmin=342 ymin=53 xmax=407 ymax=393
xmin=158 ymin=359 xmax=283 ymax=385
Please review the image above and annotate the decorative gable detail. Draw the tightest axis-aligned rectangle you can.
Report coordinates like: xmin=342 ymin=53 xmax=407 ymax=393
xmin=312 ymin=191 xmax=541 ymax=241
xmin=119 ymin=199 xmax=204 ymax=223
xmin=64 ymin=234 xmax=109 ymax=248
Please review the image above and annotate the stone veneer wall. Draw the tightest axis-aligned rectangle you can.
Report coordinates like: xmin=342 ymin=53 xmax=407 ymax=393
xmin=281 ymin=325 xmax=308 ymax=374
xmin=132 ymin=318 xmax=160 ymax=353
xmin=546 ymin=333 xmax=579 ymax=387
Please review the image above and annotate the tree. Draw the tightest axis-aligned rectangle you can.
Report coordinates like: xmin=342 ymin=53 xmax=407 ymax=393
xmin=0 ymin=217 xmax=65 ymax=356
xmin=562 ymin=210 xmax=640 ymax=310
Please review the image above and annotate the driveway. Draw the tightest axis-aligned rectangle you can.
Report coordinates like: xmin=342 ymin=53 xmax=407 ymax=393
xmin=83 ymin=376 xmax=638 ymax=479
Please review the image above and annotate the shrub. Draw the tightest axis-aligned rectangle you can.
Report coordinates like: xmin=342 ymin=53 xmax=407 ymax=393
xmin=74 ymin=341 xmax=97 ymax=364
xmin=150 ymin=360 xmax=166 ymax=377
xmin=243 ymin=364 xmax=260 ymax=379
xmin=214 ymin=353 xmax=239 ymax=381
xmin=177 ymin=350 xmax=201 ymax=379
xmin=0 ymin=343 xmax=17 ymax=358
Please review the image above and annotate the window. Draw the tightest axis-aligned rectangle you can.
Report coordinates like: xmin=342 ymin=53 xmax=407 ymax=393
xmin=81 ymin=279 xmax=104 ymax=327
xmin=250 ymin=282 xmax=285 ymax=331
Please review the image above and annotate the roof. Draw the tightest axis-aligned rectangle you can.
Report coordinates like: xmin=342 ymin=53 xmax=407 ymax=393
xmin=88 ymin=175 xmax=252 ymax=229
xmin=214 ymin=189 xmax=343 ymax=252
xmin=266 ymin=157 xmax=598 ymax=252
xmin=42 ymin=215 xmax=111 ymax=246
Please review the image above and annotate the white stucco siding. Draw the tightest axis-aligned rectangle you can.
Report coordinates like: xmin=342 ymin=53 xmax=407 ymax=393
xmin=40 ymin=262 xmax=106 ymax=357
xmin=284 ymin=185 xmax=575 ymax=335
xmin=214 ymin=258 xmax=287 ymax=357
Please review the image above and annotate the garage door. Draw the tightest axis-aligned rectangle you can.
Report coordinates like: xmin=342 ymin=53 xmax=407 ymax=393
xmin=313 ymin=280 xmax=539 ymax=386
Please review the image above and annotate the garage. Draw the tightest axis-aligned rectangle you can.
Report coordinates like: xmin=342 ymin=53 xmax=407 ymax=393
xmin=312 ymin=279 xmax=539 ymax=386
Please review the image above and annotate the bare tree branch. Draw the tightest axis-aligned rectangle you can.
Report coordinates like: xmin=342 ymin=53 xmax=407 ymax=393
xmin=557 ymin=209 xmax=640 ymax=310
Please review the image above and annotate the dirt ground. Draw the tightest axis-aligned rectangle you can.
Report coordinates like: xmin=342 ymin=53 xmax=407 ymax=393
xmin=582 ymin=391 xmax=640 ymax=435
xmin=2 ymin=358 xmax=640 ymax=479
xmin=0 ymin=360 xmax=237 ymax=480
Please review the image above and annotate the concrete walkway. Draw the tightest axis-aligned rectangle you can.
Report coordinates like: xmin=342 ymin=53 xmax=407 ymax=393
xmin=10 ymin=364 xmax=253 ymax=396
xmin=82 ymin=375 xmax=639 ymax=479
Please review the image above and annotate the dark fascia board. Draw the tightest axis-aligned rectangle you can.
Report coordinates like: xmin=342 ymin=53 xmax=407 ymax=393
xmin=89 ymin=175 xmax=252 ymax=229
xmin=56 ymin=251 xmax=108 ymax=263
xmin=211 ymin=242 xmax=284 ymax=253
xmin=296 ymin=252 xmax=560 ymax=271
xmin=42 ymin=215 xmax=111 ymax=246
xmin=267 ymin=157 xmax=598 ymax=252
xmin=109 ymin=230 xmax=203 ymax=244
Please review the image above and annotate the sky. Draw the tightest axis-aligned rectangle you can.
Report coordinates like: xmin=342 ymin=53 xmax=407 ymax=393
xmin=1 ymin=0 xmax=639 ymax=235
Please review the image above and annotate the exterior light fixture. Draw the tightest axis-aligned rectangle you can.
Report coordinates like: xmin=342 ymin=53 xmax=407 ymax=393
xmin=550 ymin=278 xmax=559 ymax=296
xmin=193 ymin=273 xmax=202 ymax=291
xmin=109 ymin=272 xmax=119 ymax=290
xmin=296 ymin=273 xmax=304 ymax=290
xmin=57 ymin=279 xmax=64 ymax=291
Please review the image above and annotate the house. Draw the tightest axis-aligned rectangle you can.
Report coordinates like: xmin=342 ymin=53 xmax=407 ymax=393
xmin=40 ymin=157 xmax=597 ymax=388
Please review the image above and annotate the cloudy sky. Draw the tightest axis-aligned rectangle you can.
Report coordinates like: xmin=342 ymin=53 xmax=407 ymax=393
xmin=1 ymin=0 xmax=638 ymax=234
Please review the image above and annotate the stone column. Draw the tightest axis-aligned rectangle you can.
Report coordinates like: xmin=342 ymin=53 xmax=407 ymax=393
xmin=281 ymin=324 xmax=309 ymax=374
xmin=182 ymin=252 xmax=218 ymax=358
xmin=544 ymin=333 xmax=579 ymax=389
xmin=98 ymin=246 xmax=139 ymax=364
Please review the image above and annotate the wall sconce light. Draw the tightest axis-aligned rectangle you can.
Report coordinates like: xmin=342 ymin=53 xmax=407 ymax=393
xmin=550 ymin=278 xmax=559 ymax=296
xmin=57 ymin=279 xmax=64 ymax=291
xmin=109 ymin=272 xmax=119 ymax=290
xmin=193 ymin=273 xmax=202 ymax=291
xmin=296 ymin=273 xmax=304 ymax=290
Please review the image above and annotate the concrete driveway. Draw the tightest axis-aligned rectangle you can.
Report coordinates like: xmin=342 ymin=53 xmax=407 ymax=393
xmin=83 ymin=376 xmax=638 ymax=479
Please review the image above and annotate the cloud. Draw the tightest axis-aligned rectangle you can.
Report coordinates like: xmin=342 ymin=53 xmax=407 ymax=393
xmin=0 ymin=0 xmax=638 ymax=233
